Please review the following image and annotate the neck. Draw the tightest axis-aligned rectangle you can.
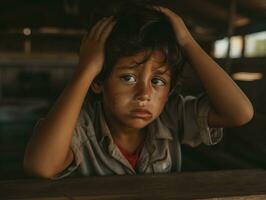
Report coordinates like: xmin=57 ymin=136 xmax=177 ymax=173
xmin=113 ymin=130 xmax=146 ymax=154
xmin=102 ymin=106 xmax=146 ymax=153
xmin=108 ymin=120 xmax=144 ymax=146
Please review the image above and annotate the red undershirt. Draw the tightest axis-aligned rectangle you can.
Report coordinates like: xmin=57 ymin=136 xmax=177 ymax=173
xmin=115 ymin=140 xmax=145 ymax=169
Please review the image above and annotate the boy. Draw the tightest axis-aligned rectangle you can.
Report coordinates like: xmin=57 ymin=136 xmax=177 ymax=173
xmin=23 ymin=3 xmax=253 ymax=179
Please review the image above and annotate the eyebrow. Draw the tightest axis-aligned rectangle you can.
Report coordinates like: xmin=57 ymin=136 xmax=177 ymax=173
xmin=155 ymin=69 xmax=171 ymax=76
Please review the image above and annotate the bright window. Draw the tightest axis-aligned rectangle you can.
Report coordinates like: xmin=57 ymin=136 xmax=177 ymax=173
xmin=245 ymin=31 xmax=266 ymax=57
xmin=214 ymin=36 xmax=242 ymax=58
xmin=214 ymin=31 xmax=266 ymax=58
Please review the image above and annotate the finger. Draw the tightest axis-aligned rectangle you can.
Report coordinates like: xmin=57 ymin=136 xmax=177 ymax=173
xmin=153 ymin=6 xmax=170 ymax=15
xmin=99 ymin=20 xmax=116 ymax=43
xmin=94 ymin=16 xmax=114 ymax=40
xmin=152 ymin=5 xmax=163 ymax=12
xmin=152 ymin=5 xmax=160 ymax=11
xmin=88 ymin=17 xmax=108 ymax=39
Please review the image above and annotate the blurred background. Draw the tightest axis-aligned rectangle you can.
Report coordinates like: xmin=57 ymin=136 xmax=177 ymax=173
xmin=0 ymin=0 xmax=265 ymax=180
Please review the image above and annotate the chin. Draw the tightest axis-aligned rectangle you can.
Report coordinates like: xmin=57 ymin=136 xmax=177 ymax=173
xmin=125 ymin=118 xmax=153 ymax=129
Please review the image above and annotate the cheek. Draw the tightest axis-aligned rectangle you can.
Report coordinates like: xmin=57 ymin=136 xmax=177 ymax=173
xmin=103 ymin=83 xmax=133 ymax=109
xmin=153 ymin=89 xmax=170 ymax=110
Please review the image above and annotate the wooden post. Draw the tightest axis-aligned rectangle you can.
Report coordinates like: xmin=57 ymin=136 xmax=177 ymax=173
xmin=226 ymin=0 xmax=237 ymax=74
xmin=24 ymin=39 xmax=32 ymax=54
xmin=241 ymin=35 xmax=246 ymax=58
xmin=0 ymin=68 xmax=2 ymax=99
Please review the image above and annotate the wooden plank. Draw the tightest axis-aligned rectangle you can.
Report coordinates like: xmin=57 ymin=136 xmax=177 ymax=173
xmin=202 ymin=194 xmax=266 ymax=200
xmin=1 ymin=170 xmax=266 ymax=200
xmin=0 ymin=53 xmax=78 ymax=68
xmin=8 ymin=194 xmax=266 ymax=200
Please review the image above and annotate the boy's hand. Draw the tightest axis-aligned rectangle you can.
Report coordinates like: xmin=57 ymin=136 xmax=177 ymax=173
xmin=78 ymin=17 xmax=116 ymax=76
xmin=155 ymin=7 xmax=193 ymax=47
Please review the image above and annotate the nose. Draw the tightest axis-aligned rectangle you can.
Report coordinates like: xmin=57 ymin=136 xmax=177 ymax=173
xmin=135 ymin=80 xmax=151 ymax=102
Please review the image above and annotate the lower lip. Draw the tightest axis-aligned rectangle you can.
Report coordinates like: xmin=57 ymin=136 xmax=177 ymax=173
xmin=130 ymin=111 xmax=152 ymax=120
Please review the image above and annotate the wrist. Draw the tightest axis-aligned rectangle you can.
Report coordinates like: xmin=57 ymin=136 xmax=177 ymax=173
xmin=177 ymin=26 xmax=194 ymax=48
xmin=180 ymin=33 xmax=196 ymax=50
xmin=73 ymin=64 xmax=99 ymax=83
xmin=77 ymin=61 xmax=101 ymax=76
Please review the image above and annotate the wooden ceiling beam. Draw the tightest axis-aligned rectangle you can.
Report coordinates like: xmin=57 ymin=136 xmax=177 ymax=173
xmin=182 ymin=0 xmax=250 ymax=27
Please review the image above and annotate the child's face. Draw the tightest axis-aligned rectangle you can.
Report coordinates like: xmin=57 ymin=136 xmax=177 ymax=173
xmin=102 ymin=50 xmax=171 ymax=130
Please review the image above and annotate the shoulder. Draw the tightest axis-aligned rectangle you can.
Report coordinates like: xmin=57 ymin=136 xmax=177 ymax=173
xmin=74 ymin=99 xmax=99 ymax=140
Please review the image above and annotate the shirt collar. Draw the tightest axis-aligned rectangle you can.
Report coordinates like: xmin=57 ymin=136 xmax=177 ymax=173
xmin=97 ymin=102 xmax=113 ymax=144
xmin=146 ymin=117 xmax=173 ymax=140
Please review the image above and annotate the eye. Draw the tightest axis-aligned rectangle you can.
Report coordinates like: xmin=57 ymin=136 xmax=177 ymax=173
xmin=120 ymin=74 xmax=136 ymax=84
xmin=151 ymin=78 xmax=166 ymax=86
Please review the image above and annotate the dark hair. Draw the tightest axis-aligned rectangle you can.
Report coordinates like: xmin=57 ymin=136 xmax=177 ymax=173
xmin=88 ymin=1 xmax=185 ymax=100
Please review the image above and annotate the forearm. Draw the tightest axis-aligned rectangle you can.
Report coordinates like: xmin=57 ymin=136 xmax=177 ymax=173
xmin=156 ymin=6 xmax=253 ymax=125
xmin=24 ymin=17 xmax=116 ymax=178
xmin=24 ymin=67 xmax=96 ymax=177
xmin=183 ymin=37 xmax=253 ymax=124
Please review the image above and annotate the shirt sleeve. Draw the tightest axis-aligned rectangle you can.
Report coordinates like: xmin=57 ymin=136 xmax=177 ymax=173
xmin=53 ymin=100 xmax=97 ymax=179
xmin=163 ymin=93 xmax=223 ymax=147
xmin=32 ymin=114 xmax=87 ymax=180
xmin=51 ymin=124 xmax=84 ymax=180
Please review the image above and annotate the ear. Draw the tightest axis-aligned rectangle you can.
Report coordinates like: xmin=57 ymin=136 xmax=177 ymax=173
xmin=91 ymin=81 xmax=103 ymax=94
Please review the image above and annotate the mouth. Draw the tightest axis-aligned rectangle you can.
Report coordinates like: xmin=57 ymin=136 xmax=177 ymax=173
xmin=130 ymin=109 xmax=152 ymax=120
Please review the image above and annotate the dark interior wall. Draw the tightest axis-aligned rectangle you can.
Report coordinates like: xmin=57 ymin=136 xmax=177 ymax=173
xmin=0 ymin=0 xmax=265 ymax=179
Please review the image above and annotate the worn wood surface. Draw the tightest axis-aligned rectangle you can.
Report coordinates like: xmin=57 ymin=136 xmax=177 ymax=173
xmin=1 ymin=170 xmax=266 ymax=200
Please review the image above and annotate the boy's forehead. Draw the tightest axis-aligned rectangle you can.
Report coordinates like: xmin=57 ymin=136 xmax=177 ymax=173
xmin=135 ymin=50 xmax=165 ymax=61
xmin=116 ymin=50 xmax=169 ymax=69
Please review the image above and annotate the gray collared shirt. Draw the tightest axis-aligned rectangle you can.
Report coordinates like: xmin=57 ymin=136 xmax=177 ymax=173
xmin=51 ymin=93 xmax=223 ymax=179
